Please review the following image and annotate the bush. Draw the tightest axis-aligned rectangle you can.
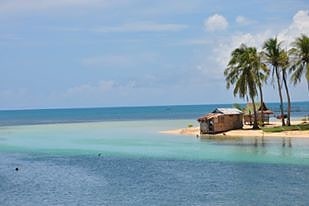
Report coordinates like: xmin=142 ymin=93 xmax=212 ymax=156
xmin=262 ymin=123 xmax=309 ymax=132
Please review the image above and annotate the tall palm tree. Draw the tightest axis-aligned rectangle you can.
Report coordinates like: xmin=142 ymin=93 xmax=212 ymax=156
xmin=290 ymin=34 xmax=309 ymax=92
xmin=263 ymin=37 xmax=286 ymax=126
xmin=224 ymin=44 xmax=259 ymax=129
xmin=255 ymin=52 xmax=269 ymax=125
xmin=280 ymin=50 xmax=291 ymax=126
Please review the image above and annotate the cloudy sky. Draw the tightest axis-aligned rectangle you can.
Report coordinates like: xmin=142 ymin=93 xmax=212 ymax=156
xmin=0 ymin=0 xmax=308 ymax=109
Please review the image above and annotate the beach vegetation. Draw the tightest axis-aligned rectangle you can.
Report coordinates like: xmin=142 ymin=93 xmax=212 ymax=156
xmin=289 ymin=34 xmax=309 ymax=92
xmin=262 ymin=37 xmax=287 ymax=126
xmin=225 ymin=35 xmax=308 ymax=128
xmin=254 ymin=51 xmax=269 ymax=125
xmin=232 ymin=103 xmax=244 ymax=111
xmin=262 ymin=123 xmax=309 ymax=132
xmin=280 ymin=50 xmax=292 ymax=126
xmin=224 ymin=44 xmax=259 ymax=129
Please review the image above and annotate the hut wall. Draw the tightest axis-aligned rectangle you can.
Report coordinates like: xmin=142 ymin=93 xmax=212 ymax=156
xmin=258 ymin=113 xmax=270 ymax=123
xmin=244 ymin=113 xmax=270 ymax=125
xmin=213 ymin=114 xmax=243 ymax=133
xmin=200 ymin=122 xmax=208 ymax=134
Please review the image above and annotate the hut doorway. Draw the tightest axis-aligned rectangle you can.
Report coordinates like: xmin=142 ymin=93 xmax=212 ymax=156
xmin=208 ymin=120 xmax=214 ymax=133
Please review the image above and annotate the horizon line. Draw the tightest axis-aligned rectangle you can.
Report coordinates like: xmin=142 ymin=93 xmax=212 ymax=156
xmin=0 ymin=100 xmax=308 ymax=112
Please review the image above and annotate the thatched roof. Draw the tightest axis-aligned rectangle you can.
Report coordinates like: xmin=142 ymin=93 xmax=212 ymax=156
xmin=197 ymin=113 xmax=223 ymax=122
xmin=244 ymin=102 xmax=273 ymax=114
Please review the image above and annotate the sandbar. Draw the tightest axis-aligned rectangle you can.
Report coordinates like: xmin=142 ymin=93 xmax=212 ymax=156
xmin=160 ymin=120 xmax=309 ymax=138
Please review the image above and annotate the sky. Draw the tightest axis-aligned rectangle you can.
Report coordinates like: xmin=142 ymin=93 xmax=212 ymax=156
xmin=0 ymin=0 xmax=308 ymax=109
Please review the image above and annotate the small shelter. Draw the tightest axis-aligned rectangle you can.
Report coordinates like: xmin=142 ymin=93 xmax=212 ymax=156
xmin=243 ymin=102 xmax=273 ymax=125
xmin=197 ymin=108 xmax=243 ymax=134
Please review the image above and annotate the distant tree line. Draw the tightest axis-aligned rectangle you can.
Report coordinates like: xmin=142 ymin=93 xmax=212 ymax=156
xmin=224 ymin=34 xmax=309 ymax=128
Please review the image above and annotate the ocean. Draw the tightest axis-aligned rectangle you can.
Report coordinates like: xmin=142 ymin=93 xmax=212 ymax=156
xmin=0 ymin=101 xmax=308 ymax=126
xmin=0 ymin=102 xmax=309 ymax=205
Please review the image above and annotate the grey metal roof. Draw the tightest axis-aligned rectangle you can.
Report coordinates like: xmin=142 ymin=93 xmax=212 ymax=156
xmin=213 ymin=108 xmax=243 ymax=115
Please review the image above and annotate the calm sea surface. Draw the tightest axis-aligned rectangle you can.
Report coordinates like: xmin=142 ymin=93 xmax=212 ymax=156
xmin=0 ymin=101 xmax=308 ymax=126
xmin=0 ymin=102 xmax=309 ymax=205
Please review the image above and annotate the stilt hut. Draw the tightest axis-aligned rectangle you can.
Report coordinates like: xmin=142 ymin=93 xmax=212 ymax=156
xmin=197 ymin=108 xmax=243 ymax=134
xmin=243 ymin=102 xmax=273 ymax=125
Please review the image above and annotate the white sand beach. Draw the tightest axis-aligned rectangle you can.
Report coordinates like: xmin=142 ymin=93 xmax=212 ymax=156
xmin=160 ymin=120 xmax=309 ymax=138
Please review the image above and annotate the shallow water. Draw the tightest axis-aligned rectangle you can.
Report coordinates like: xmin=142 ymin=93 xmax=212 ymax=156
xmin=0 ymin=120 xmax=309 ymax=165
xmin=1 ymin=120 xmax=309 ymax=205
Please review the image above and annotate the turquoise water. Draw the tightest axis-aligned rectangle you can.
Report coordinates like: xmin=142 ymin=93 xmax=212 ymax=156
xmin=1 ymin=104 xmax=309 ymax=205
xmin=1 ymin=119 xmax=309 ymax=165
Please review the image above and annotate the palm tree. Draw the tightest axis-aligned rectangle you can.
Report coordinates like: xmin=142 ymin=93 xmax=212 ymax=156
xmin=224 ymin=44 xmax=259 ymax=129
xmin=280 ymin=50 xmax=291 ymax=126
xmin=290 ymin=34 xmax=309 ymax=92
xmin=263 ymin=37 xmax=286 ymax=126
xmin=255 ymin=52 xmax=269 ymax=125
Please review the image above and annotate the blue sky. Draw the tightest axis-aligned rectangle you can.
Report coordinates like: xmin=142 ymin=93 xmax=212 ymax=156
xmin=0 ymin=0 xmax=308 ymax=109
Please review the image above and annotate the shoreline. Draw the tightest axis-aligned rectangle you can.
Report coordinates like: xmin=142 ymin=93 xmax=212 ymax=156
xmin=160 ymin=120 xmax=309 ymax=138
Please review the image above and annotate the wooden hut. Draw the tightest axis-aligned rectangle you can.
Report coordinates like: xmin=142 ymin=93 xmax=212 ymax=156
xmin=243 ymin=102 xmax=273 ymax=125
xmin=197 ymin=108 xmax=243 ymax=134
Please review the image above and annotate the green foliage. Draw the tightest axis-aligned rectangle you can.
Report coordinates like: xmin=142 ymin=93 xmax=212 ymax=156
xmin=262 ymin=37 xmax=287 ymax=126
xmin=262 ymin=123 xmax=309 ymax=132
xmin=232 ymin=103 xmax=243 ymax=111
xmin=224 ymin=35 xmax=307 ymax=128
xmin=290 ymin=34 xmax=309 ymax=90
xmin=224 ymin=44 xmax=262 ymax=129
xmin=187 ymin=124 xmax=193 ymax=128
xmin=224 ymin=44 xmax=259 ymax=99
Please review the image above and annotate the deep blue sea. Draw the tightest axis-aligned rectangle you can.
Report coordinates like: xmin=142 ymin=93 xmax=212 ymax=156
xmin=0 ymin=102 xmax=309 ymax=205
xmin=0 ymin=101 xmax=308 ymax=126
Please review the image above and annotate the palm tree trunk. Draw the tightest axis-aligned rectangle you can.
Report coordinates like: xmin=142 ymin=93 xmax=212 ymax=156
xmin=258 ymin=84 xmax=264 ymax=126
xmin=251 ymin=97 xmax=259 ymax=129
xmin=306 ymin=63 xmax=309 ymax=93
xmin=275 ymin=66 xmax=285 ymax=126
xmin=282 ymin=70 xmax=291 ymax=126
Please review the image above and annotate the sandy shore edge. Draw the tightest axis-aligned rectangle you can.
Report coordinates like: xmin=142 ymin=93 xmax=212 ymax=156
xmin=160 ymin=120 xmax=309 ymax=138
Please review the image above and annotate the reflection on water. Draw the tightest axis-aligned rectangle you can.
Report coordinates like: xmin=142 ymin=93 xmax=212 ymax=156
xmin=200 ymin=136 xmax=293 ymax=148
xmin=192 ymin=131 xmax=308 ymax=165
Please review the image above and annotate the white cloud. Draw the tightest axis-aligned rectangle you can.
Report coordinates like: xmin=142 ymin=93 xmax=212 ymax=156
xmin=214 ymin=31 xmax=272 ymax=68
xmin=293 ymin=10 xmax=309 ymax=30
xmin=278 ymin=10 xmax=309 ymax=46
xmin=235 ymin=16 xmax=255 ymax=25
xmin=196 ymin=10 xmax=309 ymax=82
xmin=204 ymin=14 xmax=228 ymax=31
xmin=92 ymin=22 xmax=188 ymax=33
xmin=213 ymin=10 xmax=309 ymax=72
xmin=82 ymin=53 xmax=158 ymax=68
